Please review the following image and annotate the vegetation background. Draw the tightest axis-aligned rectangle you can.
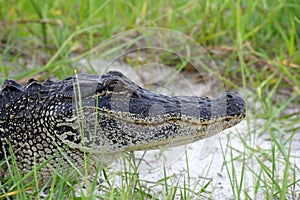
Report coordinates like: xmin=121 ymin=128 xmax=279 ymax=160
xmin=0 ymin=0 xmax=299 ymax=199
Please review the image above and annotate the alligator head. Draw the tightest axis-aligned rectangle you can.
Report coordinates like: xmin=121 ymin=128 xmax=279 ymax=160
xmin=0 ymin=70 xmax=246 ymax=184
xmin=63 ymin=71 xmax=246 ymax=152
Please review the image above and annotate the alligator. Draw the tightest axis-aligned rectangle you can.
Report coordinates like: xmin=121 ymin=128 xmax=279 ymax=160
xmin=0 ymin=70 xmax=246 ymax=186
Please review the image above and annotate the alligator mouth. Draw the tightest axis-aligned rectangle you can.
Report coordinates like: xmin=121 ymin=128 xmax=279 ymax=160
xmin=101 ymin=110 xmax=246 ymax=151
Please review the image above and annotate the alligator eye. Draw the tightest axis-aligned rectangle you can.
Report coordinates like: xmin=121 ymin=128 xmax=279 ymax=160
xmin=107 ymin=80 xmax=119 ymax=91
xmin=131 ymin=91 xmax=140 ymax=99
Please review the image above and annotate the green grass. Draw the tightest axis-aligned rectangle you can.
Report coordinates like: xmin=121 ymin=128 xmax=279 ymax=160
xmin=1 ymin=0 xmax=300 ymax=199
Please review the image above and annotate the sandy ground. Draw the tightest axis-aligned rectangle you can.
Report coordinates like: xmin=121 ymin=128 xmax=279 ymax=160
xmin=78 ymin=59 xmax=300 ymax=200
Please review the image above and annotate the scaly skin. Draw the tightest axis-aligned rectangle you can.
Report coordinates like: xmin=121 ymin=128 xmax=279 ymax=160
xmin=0 ymin=71 xmax=246 ymax=185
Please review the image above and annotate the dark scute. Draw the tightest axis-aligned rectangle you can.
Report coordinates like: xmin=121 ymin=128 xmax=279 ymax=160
xmin=0 ymin=79 xmax=23 ymax=92
xmin=26 ymin=78 xmax=38 ymax=84
xmin=106 ymin=70 xmax=125 ymax=77
xmin=0 ymin=80 xmax=24 ymax=107
xmin=26 ymin=81 xmax=46 ymax=94
xmin=43 ymin=79 xmax=55 ymax=86
xmin=0 ymin=95 xmax=5 ymax=119
xmin=0 ymin=140 xmax=5 ymax=161
xmin=0 ymin=94 xmax=3 ymax=109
